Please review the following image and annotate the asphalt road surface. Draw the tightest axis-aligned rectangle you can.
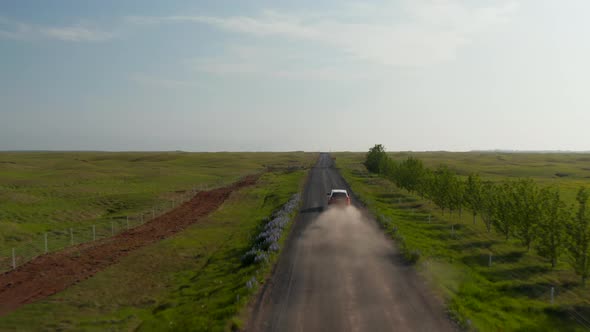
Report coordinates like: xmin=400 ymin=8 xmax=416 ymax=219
xmin=247 ymin=153 xmax=456 ymax=332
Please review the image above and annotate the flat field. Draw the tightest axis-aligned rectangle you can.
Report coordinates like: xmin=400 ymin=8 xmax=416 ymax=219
xmin=388 ymin=151 xmax=590 ymax=203
xmin=0 ymin=151 xmax=315 ymax=249
xmin=0 ymin=153 xmax=311 ymax=331
xmin=334 ymin=151 xmax=590 ymax=331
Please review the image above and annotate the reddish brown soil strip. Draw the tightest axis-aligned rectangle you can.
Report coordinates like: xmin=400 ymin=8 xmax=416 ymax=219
xmin=0 ymin=174 xmax=260 ymax=317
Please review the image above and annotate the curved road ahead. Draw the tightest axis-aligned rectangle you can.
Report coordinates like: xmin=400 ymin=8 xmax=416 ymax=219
xmin=248 ymin=153 xmax=455 ymax=332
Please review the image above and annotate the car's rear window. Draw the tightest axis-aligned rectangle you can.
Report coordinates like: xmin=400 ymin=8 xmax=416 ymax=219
xmin=332 ymin=192 xmax=348 ymax=199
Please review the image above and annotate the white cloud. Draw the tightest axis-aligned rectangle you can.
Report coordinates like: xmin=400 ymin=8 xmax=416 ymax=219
xmin=41 ymin=25 xmax=112 ymax=42
xmin=130 ymin=73 xmax=196 ymax=89
xmin=406 ymin=1 xmax=519 ymax=31
xmin=191 ymin=45 xmax=372 ymax=81
xmin=0 ymin=18 xmax=112 ymax=42
xmin=194 ymin=57 xmax=346 ymax=81
xmin=130 ymin=1 xmax=518 ymax=67
xmin=194 ymin=59 xmax=259 ymax=76
xmin=0 ymin=19 xmax=32 ymax=40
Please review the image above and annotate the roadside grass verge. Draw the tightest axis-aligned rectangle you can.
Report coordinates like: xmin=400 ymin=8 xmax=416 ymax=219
xmin=334 ymin=152 xmax=590 ymax=332
xmin=0 ymin=169 xmax=307 ymax=331
xmin=0 ymin=152 xmax=315 ymax=249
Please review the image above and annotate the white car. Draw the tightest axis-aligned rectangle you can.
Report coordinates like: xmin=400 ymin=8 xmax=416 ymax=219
xmin=327 ymin=189 xmax=351 ymax=206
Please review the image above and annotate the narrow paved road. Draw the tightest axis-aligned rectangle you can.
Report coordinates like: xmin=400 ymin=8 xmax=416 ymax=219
xmin=248 ymin=153 xmax=455 ymax=332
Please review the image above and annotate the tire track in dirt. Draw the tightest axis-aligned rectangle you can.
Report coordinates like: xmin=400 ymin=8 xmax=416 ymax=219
xmin=0 ymin=174 xmax=261 ymax=317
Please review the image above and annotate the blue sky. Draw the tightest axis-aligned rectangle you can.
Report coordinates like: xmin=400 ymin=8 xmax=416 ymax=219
xmin=1 ymin=0 xmax=589 ymax=151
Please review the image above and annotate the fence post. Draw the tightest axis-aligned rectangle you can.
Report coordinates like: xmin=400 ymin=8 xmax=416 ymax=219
xmin=488 ymin=253 xmax=492 ymax=267
xmin=12 ymin=248 xmax=15 ymax=270
xmin=44 ymin=233 xmax=48 ymax=254
xmin=93 ymin=225 xmax=96 ymax=241
xmin=70 ymin=228 xmax=74 ymax=246
xmin=551 ymin=287 xmax=555 ymax=304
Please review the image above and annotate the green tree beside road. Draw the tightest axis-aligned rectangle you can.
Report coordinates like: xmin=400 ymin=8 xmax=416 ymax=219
xmin=479 ymin=181 xmax=497 ymax=233
xmin=491 ymin=182 xmax=514 ymax=241
xmin=364 ymin=144 xmax=590 ymax=282
xmin=465 ymin=173 xmax=484 ymax=225
xmin=364 ymin=144 xmax=387 ymax=173
xmin=510 ymin=179 xmax=542 ymax=251
xmin=567 ymin=188 xmax=590 ymax=284
xmin=536 ymin=187 xmax=569 ymax=268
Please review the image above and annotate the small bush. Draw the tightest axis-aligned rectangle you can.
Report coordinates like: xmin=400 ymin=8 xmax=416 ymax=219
xmin=230 ymin=317 xmax=243 ymax=332
xmin=242 ymin=194 xmax=300 ymax=266
xmin=404 ymin=249 xmax=421 ymax=264
xmin=389 ymin=225 xmax=399 ymax=236
xmin=245 ymin=276 xmax=257 ymax=289
xmin=241 ymin=249 xmax=258 ymax=266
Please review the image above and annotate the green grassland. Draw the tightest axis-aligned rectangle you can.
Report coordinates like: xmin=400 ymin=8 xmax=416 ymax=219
xmin=0 ymin=168 xmax=307 ymax=331
xmin=334 ymin=152 xmax=590 ymax=332
xmin=387 ymin=151 xmax=590 ymax=203
xmin=0 ymin=152 xmax=315 ymax=250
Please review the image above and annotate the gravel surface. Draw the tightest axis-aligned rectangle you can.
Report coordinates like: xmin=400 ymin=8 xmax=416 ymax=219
xmin=247 ymin=154 xmax=456 ymax=332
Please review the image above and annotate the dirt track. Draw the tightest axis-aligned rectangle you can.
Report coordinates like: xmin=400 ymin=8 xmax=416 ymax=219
xmin=0 ymin=174 xmax=260 ymax=317
xmin=247 ymin=154 xmax=456 ymax=332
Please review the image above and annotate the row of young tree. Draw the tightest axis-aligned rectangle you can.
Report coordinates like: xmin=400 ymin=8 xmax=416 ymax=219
xmin=365 ymin=144 xmax=590 ymax=284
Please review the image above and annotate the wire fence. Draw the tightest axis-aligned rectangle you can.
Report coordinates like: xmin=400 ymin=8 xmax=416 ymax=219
xmin=0 ymin=184 xmax=213 ymax=275
xmin=368 ymin=194 xmax=590 ymax=330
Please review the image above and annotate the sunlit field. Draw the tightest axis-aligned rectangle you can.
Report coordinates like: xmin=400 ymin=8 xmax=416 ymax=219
xmin=0 ymin=151 xmax=316 ymax=248
xmin=335 ymin=151 xmax=590 ymax=331
xmin=0 ymin=153 xmax=311 ymax=330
